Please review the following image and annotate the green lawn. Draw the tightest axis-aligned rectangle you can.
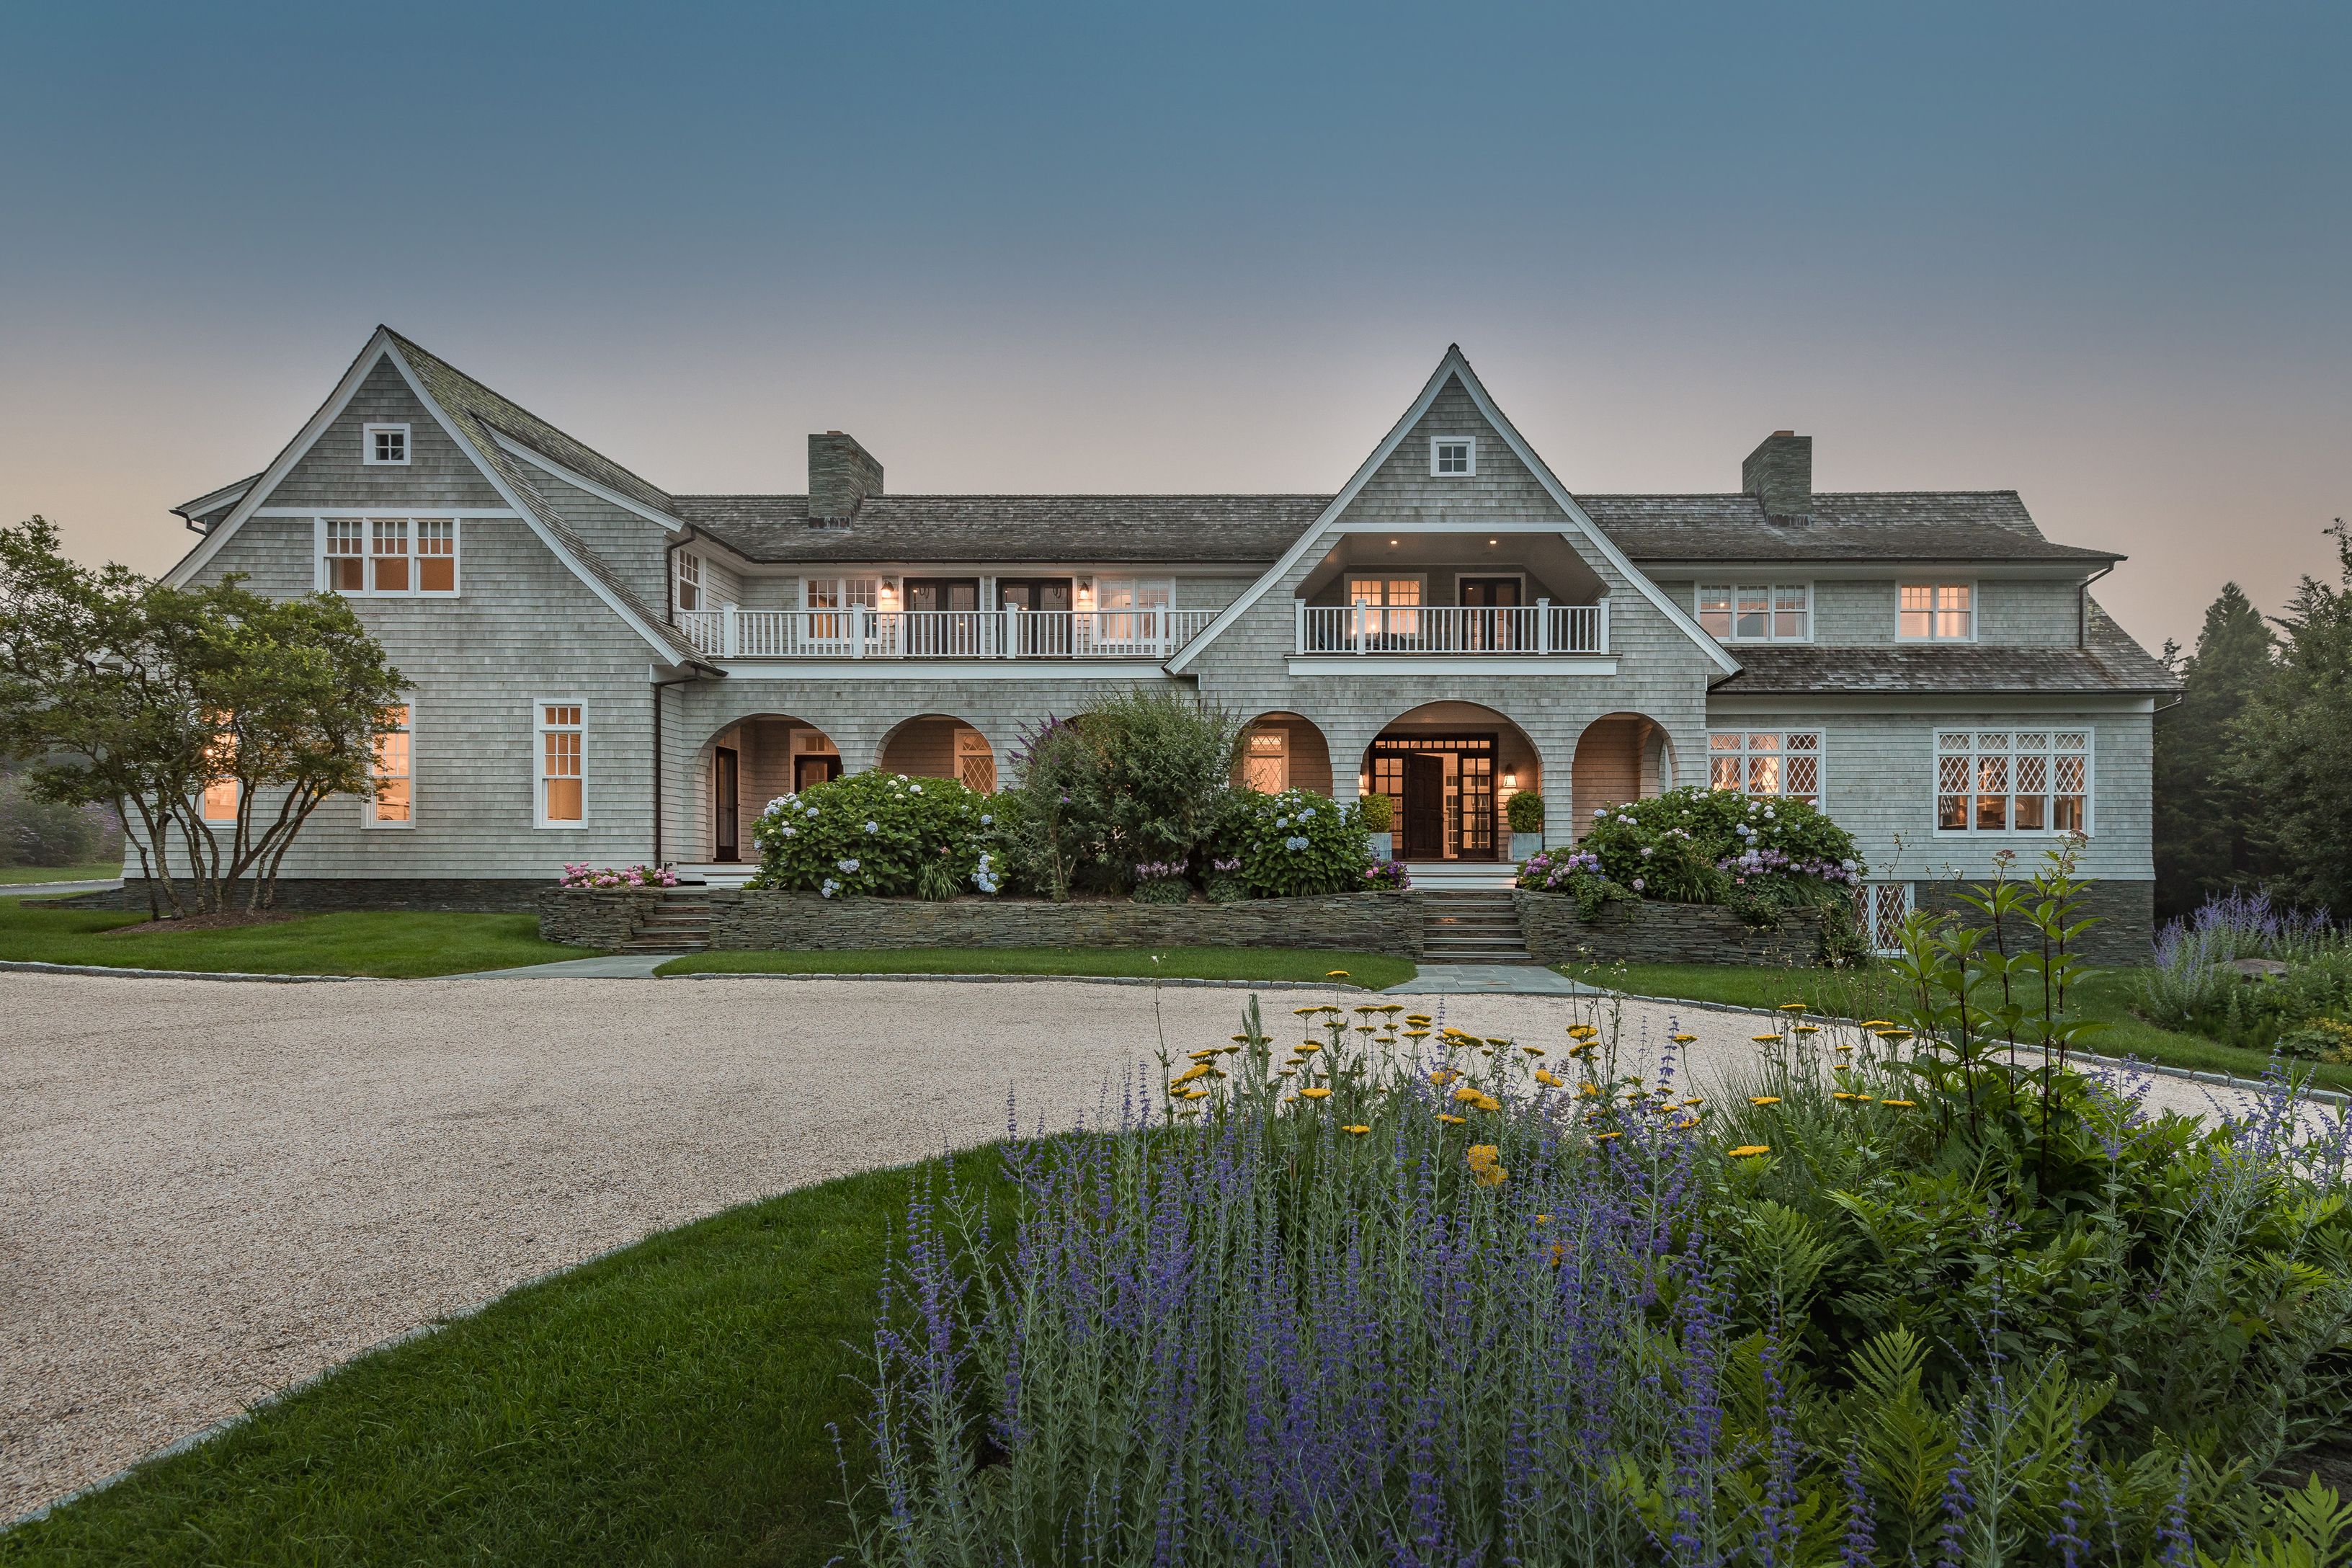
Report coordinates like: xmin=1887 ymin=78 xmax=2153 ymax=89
xmin=0 ymin=860 xmax=122 ymax=886
xmin=0 ymin=1155 xmax=987 ymax=1567
xmin=0 ymin=898 xmax=595 ymax=979
xmin=659 ymin=944 xmax=1415 ymax=989
xmin=1573 ymin=958 xmax=2352 ymax=1093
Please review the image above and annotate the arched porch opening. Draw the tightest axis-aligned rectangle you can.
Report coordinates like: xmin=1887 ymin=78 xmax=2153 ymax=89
xmin=1235 ymin=711 xmax=1333 ymax=796
xmin=698 ymin=713 xmax=840 ymax=863
xmin=878 ymin=714 xmax=999 ymax=794
xmin=1571 ymin=713 xmax=1677 ymax=842
xmin=1356 ymin=701 xmax=1540 ymax=863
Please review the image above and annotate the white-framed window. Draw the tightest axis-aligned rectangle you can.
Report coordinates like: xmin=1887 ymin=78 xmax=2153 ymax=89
xmin=319 ymin=517 xmax=460 ymax=597
xmin=675 ymin=551 xmax=703 ymax=612
xmin=1244 ymin=728 xmax=1289 ymax=793
xmin=1346 ymin=574 xmax=1425 ymax=636
xmin=535 ymin=702 xmax=584 ymax=828
xmin=1430 ymin=436 xmax=1476 ymax=476
xmin=1899 ymin=583 xmax=1975 ymax=641
xmin=804 ymin=576 xmax=881 ymax=610
xmin=1853 ymin=883 xmax=1912 ymax=955
xmin=368 ymin=701 xmax=413 ymax=827
xmin=1697 ymin=583 xmax=1810 ymax=642
xmin=362 ymin=424 xmax=411 ymax=466
xmin=1936 ymin=729 xmax=2090 ymax=834
xmin=1708 ymin=730 xmax=1821 ymax=805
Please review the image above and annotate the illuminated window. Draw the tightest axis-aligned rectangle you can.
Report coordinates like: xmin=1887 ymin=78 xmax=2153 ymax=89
xmin=1696 ymin=584 xmax=1809 ymax=642
xmin=1936 ymin=729 xmax=2089 ymax=834
xmin=1346 ymin=576 xmax=1424 ymax=637
xmin=202 ymin=722 xmax=239 ymax=823
xmin=1900 ymin=584 xmax=1974 ymax=641
xmin=537 ymin=703 xmax=584 ymax=827
xmin=955 ymin=728 xmax=997 ymax=793
xmin=322 ymin=517 xmax=458 ymax=596
xmin=369 ymin=703 xmax=412 ymax=827
xmin=1708 ymin=731 xmax=1820 ymax=805
xmin=1244 ymin=728 xmax=1289 ymax=793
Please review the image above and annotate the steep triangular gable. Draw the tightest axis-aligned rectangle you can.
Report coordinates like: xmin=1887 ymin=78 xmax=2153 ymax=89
xmin=1166 ymin=346 xmax=1738 ymax=675
xmin=164 ymin=328 xmax=701 ymax=667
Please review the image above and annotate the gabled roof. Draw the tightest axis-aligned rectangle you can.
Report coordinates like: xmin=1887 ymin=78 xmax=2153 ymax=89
xmin=1714 ymin=603 xmax=2177 ymax=696
xmin=674 ymin=494 xmax=1329 ymax=564
xmin=1582 ymin=492 xmax=2120 ymax=565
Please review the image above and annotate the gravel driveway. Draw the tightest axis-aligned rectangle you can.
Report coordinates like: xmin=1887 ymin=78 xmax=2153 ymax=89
xmin=1 ymin=971 xmax=2251 ymax=1519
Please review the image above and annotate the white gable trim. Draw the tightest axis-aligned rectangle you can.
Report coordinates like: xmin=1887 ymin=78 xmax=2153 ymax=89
xmin=490 ymin=431 xmax=687 ymax=535
xmin=1164 ymin=347 xmax=1739 ymax=677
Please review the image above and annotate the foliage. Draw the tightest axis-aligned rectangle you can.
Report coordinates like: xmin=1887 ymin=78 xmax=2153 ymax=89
xmin=0 ymin=516 xmax=406 ymax=916
xmin=1355 ymin=789 xmax=1394 ymax=833
xmin=1582 ymin=786 xmax=1863 ymax=910
xmin=2136 ymin=889 xmax=2352 ymax=1051
xmin=1505 ymin=788 xmax=1545 ymax=833
xmin=2228 ymin=522 xmax=2352 ymax=914
xmin=1007 ymin=692 xmax=1247 ymax=897
xmin=0 ymin=771 xmax=113 ymax=866
xmin=1517 ymin=846 xmax=1636 ymax=920
xmin=842 ymin=891 xmax=2352 ymax=1567
xmin=748 ymin=770 xmax=989 ymax=898
xmin=557 ymin=863 xmax=677 ymax=888
xmin=2276 ymin=1017 xmax=2352 ymax=1066
xmin=1130 ymin=860 xmax=1193 ymax=903
xmin=2154 ymin=582 xmax=2276 ymax=921
xmin=1219 ymin=785 xmax=1371 ymax=898
xmin=1360 ymin=858 xmax=1412 ymax=891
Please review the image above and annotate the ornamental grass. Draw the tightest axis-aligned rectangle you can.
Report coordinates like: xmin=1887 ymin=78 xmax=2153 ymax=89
xmin=842 ymin=980 xmax=2352 ymax=1567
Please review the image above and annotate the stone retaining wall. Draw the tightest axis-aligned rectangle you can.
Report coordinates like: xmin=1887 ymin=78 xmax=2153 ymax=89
xmin=1515 ymin=892 xmax=1825 ymax=967
xmin=1914 ymin=877 xmax=2154 ymax=968
xmin=698 ymin=888 xmax=1427 ymax=957
xmin=59 ymin=878 xmax=553 ymax=914
xmin=538 ymin=887 xmax=669 ymax=948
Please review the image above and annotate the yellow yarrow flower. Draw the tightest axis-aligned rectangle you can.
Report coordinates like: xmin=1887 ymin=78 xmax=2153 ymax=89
xmin=1534 ymin=1069 xmax=1563 ymax=1088
xmin=1579 ymin=1082 xmax=1601 ymax=1098
xmin=1523 ymin=1045 xmax=1546 ymax=1056
xmin=1172 ymin=1064 xmax=1211 ymax=1085
xmin=1750 ymin=1033 xmax=1783 ymax=1043
xmin=1673 ymin=1116 xmax=1699 ymax=1130
xmin=1437 ymin=1113 xmax=1466 ymax=1126
xmin=1670 ymin=1032 xmax=1697 ymax=1045
xmin=1861 ymin=1020 xmax=1895 ymax=1029
xmin=1342 ymin=1123 xmax=1371 ymax=1135
xmin=1595 ymin=1131 xmax=1621 ymax=1141
xmin=1300 ymin=1086 xmax=1332 ymax=1100
xmin=1728 ymin=1144 xmax=1770 ymax=1158
xmin=1326 ymin=970 xmax=1350 ymax=979
xmin=1567 ymin=1025 xmax=1600 ymax=1040
xmin=1749 ymin=1095 xmax=1782 ymax=1106
xmin=1881 ymin=1100 xmax=1917 ymax=1110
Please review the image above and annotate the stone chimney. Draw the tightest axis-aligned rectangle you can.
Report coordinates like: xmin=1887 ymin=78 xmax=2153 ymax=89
xmin=1742 ymin=430 xmax=1812 ymax=524
xmin=808 ymin=431 xmax=883 ymax=522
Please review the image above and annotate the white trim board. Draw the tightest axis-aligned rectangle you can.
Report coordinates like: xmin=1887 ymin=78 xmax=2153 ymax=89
xmin=710 ymin=659 xmax=1181 ymax=680
xmin=491 ymin=432 xmax=687 ymax=534
xmin=1167 ymin=347 xmax=1737 ymax=677
xmin=1706 ymin=693 xmax=2156 ymax=716
xmin=252 ymin=507 xmax=519 ymax=517
xmin=1287 ymin=656 xmax=1618 ymax=677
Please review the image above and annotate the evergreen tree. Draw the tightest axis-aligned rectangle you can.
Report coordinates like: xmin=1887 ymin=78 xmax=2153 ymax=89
xmin=2152 ymin=582 xmax=2275 ymax=919
xmin=2227 ymin=522 xmax=2352 ymax=915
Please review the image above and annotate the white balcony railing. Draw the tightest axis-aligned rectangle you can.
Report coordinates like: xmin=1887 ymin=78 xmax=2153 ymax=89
xmin=677 ymin=606 xmax=1219 ymax=660
xmin=1296 ymin=601 xmax=1608 ymax=655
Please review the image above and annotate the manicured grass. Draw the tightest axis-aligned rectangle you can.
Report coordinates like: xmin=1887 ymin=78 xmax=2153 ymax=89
xmin=0 ymin=1154 xmax=995 ymax=1567
xmin=0 ymin=860 xmax=122 ymax=886
xmin=1572 ymin=958 xmax=2352 ymax=1093
xmin=0 ymin=899 xmax=596 ymax=979
xmin=658 ymin=944 xmax=1415 ymax=989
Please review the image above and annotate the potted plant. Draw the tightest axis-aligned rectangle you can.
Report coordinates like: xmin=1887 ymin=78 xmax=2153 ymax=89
xmin=1356 ymin=790 xmax=1394 ymax=861
xmin=1505 ymin=791 xmax=1545 ymax=861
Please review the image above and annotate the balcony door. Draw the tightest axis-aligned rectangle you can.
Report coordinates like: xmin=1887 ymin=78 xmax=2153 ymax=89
xmin=1458 ymin=576 xmax=1523 ymax=651
xmin=999 ymin=579 xmax=1073 ymax=655
xmin=902 ymin=579 xmax=980 ymax=655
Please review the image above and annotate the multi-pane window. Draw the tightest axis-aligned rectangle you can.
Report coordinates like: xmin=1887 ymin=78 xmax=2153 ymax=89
xmin=955 ymin=729 xmax=997 ymax=794
xmin=369 ymin=703 xmax=412 ymax=827
xmin=1936 ymin=729 xmax=2088 ymax=833
xmin=1900 ymin=584 xmax=1974 ymax=640
xmin=321 ymin=517 xmax=459 ymax=596
xmin=1853 ymin=883 xmax=1912 ymax=954
xmin=537 ymin=703 xmax=584 ymax=827
xmin=1709 ymin=731 xmax=1821 ymax=805
xmin=675 ymin=551 xmax=703 ymax=612
xmin=1243 ymin=729 xmax=1289 ymax=793
xmin=202 ymin=721 xmax=238 ymax=823
xmin=1697 ymin=584 xmax=1809 ymax=642
xmin=363 ymin=424 xmax=409 ymax=465
xmin=1431 ymin=437 xmax=1474 ymax=475
xmin=1347 ymin=576 xmax=1423 ymax=636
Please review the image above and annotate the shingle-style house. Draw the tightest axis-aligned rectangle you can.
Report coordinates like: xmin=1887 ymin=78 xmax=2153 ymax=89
xmin=158 ymin=328 xmax=2175 ymax=953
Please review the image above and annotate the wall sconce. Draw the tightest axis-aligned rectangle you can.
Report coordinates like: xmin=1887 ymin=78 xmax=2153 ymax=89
xmin=1075 ymin=579 xmax=1095 ymax=610
xmin=877 ymin=579 xmax=900 ymax=610
xmin=1502 ymin=769 xmax=1518 ymax=789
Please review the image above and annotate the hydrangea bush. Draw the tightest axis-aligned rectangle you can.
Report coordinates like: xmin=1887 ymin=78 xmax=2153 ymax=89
xmin=747 ymin=770 xmax=989 ymax=898
xmin=1221 ymin=786 xmax=1371 ymax=898
xmin=558 ymin=863 xmax=677 ymax=888
xmin=1581 ymin=785 xmax=1862 ymax=909
xmin=1514 ymin=846 xmax=1635 ymax=918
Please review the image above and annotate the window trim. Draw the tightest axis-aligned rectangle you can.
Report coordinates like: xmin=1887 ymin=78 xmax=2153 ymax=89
xmin=1429 ymin=435 xmax=1476 ymax=477
xmin=1695 ymin=582 xmax=1814 ymax=643
xmin=362 ymin=423 xmax=411 ymax=466
xmin=674 ymin=551 xmax=703 ymax=613
xmin=1345 ymin=573 xmax=1430 ymax=605
xmin=1930 ymin=725 xmax=2094 ymax=837
xmin=534 ymin=700 xmax=586 ymax=830
xmin=1243 ymin=726 xmax=1290 ymax=794
xmin=365 ymin=699 xmax=415 ymax=829
xmin=1897 ymin=581 xmax=1978 ymax=643
xmin=1706 ymin=729 xmax=1824 ymax=806
xmin=316 ymin=516 xmax=460 ymax=597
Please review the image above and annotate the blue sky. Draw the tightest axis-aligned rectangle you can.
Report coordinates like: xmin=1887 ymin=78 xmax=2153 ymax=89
xmin=2 ymin=1 xmax=2346 ymax=649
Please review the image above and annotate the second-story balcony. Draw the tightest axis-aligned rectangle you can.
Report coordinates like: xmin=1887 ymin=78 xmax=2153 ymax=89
xmin=678 ymin=606 xmax=1219 ymax=661
xmin=1296 ymin=601 xmax=1608 ymax=656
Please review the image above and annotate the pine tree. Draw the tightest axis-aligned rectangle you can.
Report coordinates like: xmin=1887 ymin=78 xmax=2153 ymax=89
xmin=2152 ymin=582 xmax=2276 ymax=919
xmin=2227 ymin=523 xmax=2352 ymax=914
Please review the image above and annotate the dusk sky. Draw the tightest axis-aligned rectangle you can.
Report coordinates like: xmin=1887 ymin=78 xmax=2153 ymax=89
xmin=3 ymin=2 xmax=2345 ymax=654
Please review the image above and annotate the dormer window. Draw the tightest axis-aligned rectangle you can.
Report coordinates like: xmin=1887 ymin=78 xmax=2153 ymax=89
xmin=1430 ymin=437 xmax=1475 ymax=476
xmin=364 ymin=424 xmax=410 ymax=465
xmin=674 ymin=551 xmax=703 ymax=612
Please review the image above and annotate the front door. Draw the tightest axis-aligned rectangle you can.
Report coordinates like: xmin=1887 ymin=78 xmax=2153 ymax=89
xmin=713 ymin=747 xmax=739 ymax=860
xmin=1401 ymin=753 xmax=1446 ymax=859
xmin=795 ymin=753 xmax=842 ymax=793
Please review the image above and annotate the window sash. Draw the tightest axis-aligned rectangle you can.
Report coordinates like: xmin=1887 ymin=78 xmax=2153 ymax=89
xmin=1706 ymin=730 xmax=1820 ymax=804
xmin=1900 ymin=582 xmax=1974 ymax=640
xmin=323 ymin=517 xmax=458 ymax=596
xmin=1936 ymin=729 xmax=2087 ymax=833
xmin=675 ymin=552 xmax=702 ymax=612
xmin=1698 ymin=584 xmax=1809 ymax=642
xmin=536 ymin=703 xmax=584 ymax=826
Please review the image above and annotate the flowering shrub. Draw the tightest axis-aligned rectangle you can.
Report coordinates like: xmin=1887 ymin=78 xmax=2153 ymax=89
xmin=1221 ymin=786 xmax=1371 ymax=898
xmin=1361 ymin=858 xmax=1411 ymax=891
xmin=558 ymin=863 xmax=677 ymax=888
xmin=1130 ymin=859 xmax=1192 ymax=904
xmin=1583 ymin=786 xmax=1861 ymax=909
xmin=1515 ymin=847 xmax=1633 ymax=918
xmin=747 ymin=770 xmax=988 ymax=898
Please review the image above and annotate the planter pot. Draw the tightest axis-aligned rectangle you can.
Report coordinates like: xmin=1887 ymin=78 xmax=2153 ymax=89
xmin=1509 ymin=832 xmax=1543 ymax=863
xmin=1367 ymin=831 xmax=1394 ymax=860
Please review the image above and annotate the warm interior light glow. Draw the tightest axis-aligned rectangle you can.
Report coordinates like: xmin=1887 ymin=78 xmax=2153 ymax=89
xmin=1502 ymin=770 xmax=1518 ymax=788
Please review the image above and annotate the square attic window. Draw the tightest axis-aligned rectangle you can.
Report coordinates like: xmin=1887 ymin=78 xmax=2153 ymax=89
xmin=1430 ymin=437 xmax=1475 ymax=476
xmin=364 ymin=424 xmax=411 ymax=466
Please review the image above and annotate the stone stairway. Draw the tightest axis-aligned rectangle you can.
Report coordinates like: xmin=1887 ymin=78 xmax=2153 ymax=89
xmin=623 ymin=888 xmax=713 ymax=953
xmin=1419 ymin=888 xmax=1536 ymax=964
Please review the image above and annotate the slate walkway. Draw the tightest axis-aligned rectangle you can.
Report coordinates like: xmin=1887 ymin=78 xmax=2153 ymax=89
xmin=1387 ymin=963 xmax=1600 ymax=995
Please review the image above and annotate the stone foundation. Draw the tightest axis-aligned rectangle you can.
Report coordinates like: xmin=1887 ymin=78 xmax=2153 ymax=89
xmin=1515 ymin=892 xmax=1825 ymax=967
xmin=55 ymin=878 xmax=554 ymax=914
xmin=1912 ymin=877 xmax=2154 ymax=968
